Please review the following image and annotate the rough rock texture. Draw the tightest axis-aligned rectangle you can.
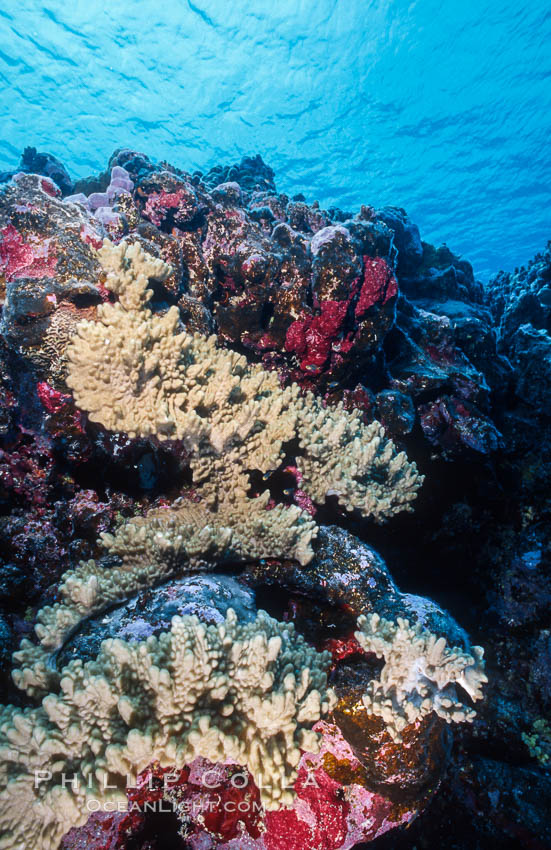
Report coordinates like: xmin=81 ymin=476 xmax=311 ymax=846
xmin=0 ymin=151 xmax=508 ymax=462
xmin=487 ymin=241 xmax=551 ymax=416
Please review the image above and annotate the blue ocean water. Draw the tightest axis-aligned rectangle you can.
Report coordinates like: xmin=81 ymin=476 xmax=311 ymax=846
xmin=0 ymin=0 xmax=550 ymax=280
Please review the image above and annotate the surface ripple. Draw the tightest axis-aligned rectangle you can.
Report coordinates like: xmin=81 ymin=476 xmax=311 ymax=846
xmin=1 ymin=0 xmax=550 ymax=278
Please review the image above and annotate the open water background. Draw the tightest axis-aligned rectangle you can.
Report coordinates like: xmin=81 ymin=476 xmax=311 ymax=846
xmin=1 ymin=0 xmax=550 ymax=279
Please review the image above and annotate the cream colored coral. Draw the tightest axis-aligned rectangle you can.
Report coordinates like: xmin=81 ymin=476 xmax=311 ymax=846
xmin=66 ymin=239 xmax=423 ymax=525
xmin=12 ymin=492 xmax=318 ymax=700
xmin=66 ymin=240 xmax=298 ymax=457
xmin=355 ymin=612 xmax=487 ymax=742
xmin=0 ymin=610 xmax=336 ymax=850
xmin=100 ymin=485 xmax=315 ymax=572
xmin=296 ymin=401 xmax=421 ymax=519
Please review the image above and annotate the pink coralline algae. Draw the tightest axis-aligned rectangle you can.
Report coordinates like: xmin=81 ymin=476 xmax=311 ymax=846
xmin=323 ymin=634 xmax=370 ymax=666
xmin=37 ymin=381 xmax=87 ymax=440
xmin=144 ymin=185 xmax=199 ymax=229
xmin=293 ymin=487 xmax=317 ymax=516
xmin=283 ymin=465 xmax=317 ymax=516
xmin=58 ymin=812 xmax=129 ymax=850
xmin=79 ymin=222 xmax=103 ymax=250
xmin=61 ymin=761 xmax=264 ymax=850
xmin=264 ymin=722 xmax=416 ymax=850
xmin=285 ymin=299 xmax=352 ymax=374
xmin=36 ymin=381 xmax=72 ymax=414
xmin=40 ymin=177 xmax=62 ymax=198
xmin=285 ymin=256 xmax=397 ymax=377
xmin=62 ymin=724 xmax=416 ymax=850
xmin=0 ymin=440 xmax=53 ymax=507
xmin=0 ymin=223 xmax=57 ymax=281
xmin=355 ymin=256 xmax=398 ymax=315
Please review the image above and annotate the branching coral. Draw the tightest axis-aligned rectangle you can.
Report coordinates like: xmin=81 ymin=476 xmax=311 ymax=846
xmin=296 ymin=403 xmax=420 ymax=518
xmin=0 ymin=240 xmax=428 ymax=850
xmin=65 ymin=240 xmax=300 ymax=453
xmin=355 ymin=612 xmax=487 ymax=742
xmin=13 ymin=495 xmax=317 ymax=698
xmin=66 ymin=239 xmax=423 ymax=529
xmin=0 ymin=609 xmax=336 ymax=850
xmin=100 ymin=495 xmax=316 ymax=571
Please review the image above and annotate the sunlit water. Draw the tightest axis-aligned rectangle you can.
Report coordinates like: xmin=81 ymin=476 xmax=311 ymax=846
xmin=1 ymin=0 xmax=550 ymax=279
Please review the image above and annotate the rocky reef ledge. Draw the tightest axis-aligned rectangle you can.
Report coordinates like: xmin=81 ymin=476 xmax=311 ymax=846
xmin=0 ymin=148 xmax=549 ymax=849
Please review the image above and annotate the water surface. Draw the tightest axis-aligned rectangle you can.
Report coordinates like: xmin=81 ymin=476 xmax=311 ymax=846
xmin=1 ymin=0 xmax=550 ymax=278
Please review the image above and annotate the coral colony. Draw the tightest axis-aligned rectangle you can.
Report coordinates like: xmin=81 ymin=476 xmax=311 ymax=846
xmin=0 ymin=146 xmax=549 ymax=850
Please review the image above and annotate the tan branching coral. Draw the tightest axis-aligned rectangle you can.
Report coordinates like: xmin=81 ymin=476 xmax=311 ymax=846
xmin=65 ymin=240 xmax=298 ymax=455
xmin=355 ymin=613 xmax=487 ymax=742
xmin=100 ymin=491 xmax=315 ymax=570
xmin=66 ymin=239 xmax=423 ymax=526
xmin=295 ymin=402 xmax=421 ymax=518
xmin=1 ymin=240 xmax=427 ymax=850
xmin=13 ymin=494 xmax=317 ymax=698
xmin=0 ymin=609 xmax=336 ymax=850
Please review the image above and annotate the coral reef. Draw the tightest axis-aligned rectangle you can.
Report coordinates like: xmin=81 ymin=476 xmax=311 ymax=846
xmin=10 ymin=544 xmax=476 ymax=850
xmin=65 ymin=239 xmax=421 ymax=525
xmin=355 ymin=613 xmax=486 ymax=741
xmin=0 ymin=606 xmax=334 ymax=849
xmin=0 ymin=144 xmax=549 ymax=850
